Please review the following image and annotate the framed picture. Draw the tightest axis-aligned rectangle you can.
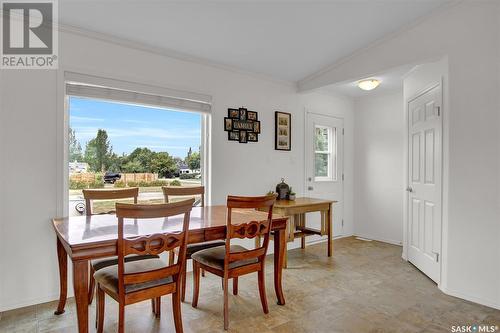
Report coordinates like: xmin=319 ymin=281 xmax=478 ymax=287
xmin=275 ymin=111 xmax=291 ymax=151
xmin=248 ymin=132 xmax=258 ymax=142
xmin=228 ymin=109 xmax=240 ymax=119
xmin=253 ymin=121 xmax=261 ymax=134
xmin=239 ymin=130 xmax=247 ymax=143
xmin=225 ymin=107 xmax=260 ymax=144
xmin=247 ymin=111 xmax=258 ymax=121
xmin=224 ymin=117 xmax=233 ymax=131
xmin=239 ymin=108 xmax=247 ymax=121
xmin=228 ymin=131 xmax=240 ymax=141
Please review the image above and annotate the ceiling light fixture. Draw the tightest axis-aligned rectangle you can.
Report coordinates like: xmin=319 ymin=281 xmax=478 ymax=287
xmin=357 ymin=79 xmax=380 ymax=91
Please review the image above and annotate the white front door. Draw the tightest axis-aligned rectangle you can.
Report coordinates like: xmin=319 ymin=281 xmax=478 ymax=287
xmin=407 ymin=83 xmax=442 ymax=283
xmin=305 ymin=112 xmax=344 ymax=238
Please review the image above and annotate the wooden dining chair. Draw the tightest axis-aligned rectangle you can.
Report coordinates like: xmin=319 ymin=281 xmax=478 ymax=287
xmin=191 ymin=195 xmax=275 ymax=330
xmin=162 ymin=186 xmax=225 ymax=301
xmin=94 ymin=199 xmax=194 ymax=333
xmin=83 ymin=187 xmax=158 ymax=305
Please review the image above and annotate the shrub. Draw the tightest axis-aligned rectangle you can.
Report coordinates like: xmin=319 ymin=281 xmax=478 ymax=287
xmin=179 ymin=173 xmax=200 ymax=180
xmin=88 ymin=180 xmax=104 ymax=189
xmin=127 ymin=181 xmax=138 ymax=187
xmin=170 ymin=180 xmax=181 ymax=186
xmin=95 ymin=173 xmax=104 ymax=183
xmin=150 ymin=180 xmax=169 ymax=187
xmin=114 ymin=180 xmax=126 ymax=188
xmin=69 ymin=180 xmax=88 ymax=190
xmin=138 ymin=180 xmax=150 ymax=187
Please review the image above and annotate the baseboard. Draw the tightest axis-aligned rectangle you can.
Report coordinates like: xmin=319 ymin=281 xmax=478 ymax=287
xmin=353 ymin=234 xmax=403 ymax=246
xmin=0 ymin=291 xmax=74 ymax=312
xmin=439 ymin=286 xmax=500 ymax=310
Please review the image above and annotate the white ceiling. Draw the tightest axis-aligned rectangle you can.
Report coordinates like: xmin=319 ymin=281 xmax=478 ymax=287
xmin=323 ymin=64 xmax=415 ymax=98
xmin=59 ymin=0 xmax=450 ymax=83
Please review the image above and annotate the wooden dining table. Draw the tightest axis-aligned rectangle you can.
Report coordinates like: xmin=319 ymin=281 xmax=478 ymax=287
xmin=52 ymin=205 xmax=288 ymax=333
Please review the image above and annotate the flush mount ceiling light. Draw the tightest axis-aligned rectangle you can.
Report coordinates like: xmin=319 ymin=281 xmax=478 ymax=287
xmin=357 ymin=79 xmax=380 ymax=91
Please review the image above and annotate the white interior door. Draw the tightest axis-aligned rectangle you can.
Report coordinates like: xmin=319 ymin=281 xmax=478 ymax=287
xmin=305 ymin=112 xmax=344 ymax=238
xmin=407 ymin=83 xmax=442 ymax=283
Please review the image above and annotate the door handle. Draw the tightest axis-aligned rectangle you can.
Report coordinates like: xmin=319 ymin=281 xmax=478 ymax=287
xmin=406 ymin=187 xmax=413 ymax=193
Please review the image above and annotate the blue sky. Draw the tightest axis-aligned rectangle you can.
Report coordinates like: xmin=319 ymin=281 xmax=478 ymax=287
xmin=69 ymin=97 xmax=201 ymax=158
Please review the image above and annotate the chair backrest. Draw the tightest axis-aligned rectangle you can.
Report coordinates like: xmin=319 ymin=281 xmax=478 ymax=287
xmin=162 ymin=186 xmax=205 ymax=207
xmin=116 ymin=199 xmax=194 ymax=297
xmin=225 ymin=195 xmax=275 ymax=267
xmin=83 ymin=187 xmax=139 ymax=216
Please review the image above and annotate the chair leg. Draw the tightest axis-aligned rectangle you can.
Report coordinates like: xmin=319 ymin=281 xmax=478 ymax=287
xmin=192 ymin=261 xmax=200 ymax=308
xmin=151 ymin=298 xmax=156 ymax=314
xmin=118 ymin=303 xmax=125 ymax=333
xmin=172 ymin=285 xmax=184 ymax=333
xmin=201 ymin=268 xmax=205 ymax=277
xmin=97 ymin=285 xmax=105 ymax=333
xmin=155 ymin=297 xmax=161 ymax=318
xmin=223 ymin=276 xmax=229 ymax=330
xmin=169 ymin=251 xmax=175 ymax=265
xmin=232 ymin=277 xmax=238 ymax=295
xmin=258 ymin=268 xmax=269 ymax=314
xmin=88 ymin=266 xmax=95 ymax=304
xmin=181 ymin=262 xmax=187 ymax=302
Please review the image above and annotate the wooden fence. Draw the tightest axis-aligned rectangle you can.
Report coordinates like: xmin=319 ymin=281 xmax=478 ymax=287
xmin=70 ymin=173 xmax=158 ymax=183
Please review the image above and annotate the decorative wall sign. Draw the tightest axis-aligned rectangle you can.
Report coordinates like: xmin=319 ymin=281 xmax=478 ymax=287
xmin=275 ymin=111 xmax=291 ymax=151
xmin=224 ymin=107 xmax=260 ymax=143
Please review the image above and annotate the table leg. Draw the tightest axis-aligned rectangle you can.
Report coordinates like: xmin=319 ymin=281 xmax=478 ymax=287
xmin=273 ymin=228 xmax=286 ymax=305
xmin=54 ymin=237 xmax=67 ymax=315
xmin=300 ymin=214 xmax=306 ymax=249
xmin=73 ymin=260 xmax=89 ymax=333
xmin=327 ymin=204 xmax=333 ymax=257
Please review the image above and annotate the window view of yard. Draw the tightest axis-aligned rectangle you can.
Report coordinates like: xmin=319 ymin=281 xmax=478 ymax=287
xmin=68 ymin=97 xmax=202 ymax=215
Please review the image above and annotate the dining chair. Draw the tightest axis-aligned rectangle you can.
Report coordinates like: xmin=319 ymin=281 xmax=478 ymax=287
xmin=94 ymin=199 xmax=194 ymax=333
xmin=162 ymin=185 xmax=225 ymax=301
xmin=83 ymin=187 xmax=158 ymax=305
xmin=191 ymin=195 xmax=275 ymax=330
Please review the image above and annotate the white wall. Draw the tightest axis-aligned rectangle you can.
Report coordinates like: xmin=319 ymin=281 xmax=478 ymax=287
xmin=298 ymin=2 xmax=500 ymax=309
xmin=353 ymin=92 xmax=404 ymax=245
xmin=0 ymin=29 xmax=354 ymax=311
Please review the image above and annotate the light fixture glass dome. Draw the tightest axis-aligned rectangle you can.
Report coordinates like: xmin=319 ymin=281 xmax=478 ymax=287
xmin=357 ymin=79 xmax=380 ymax=91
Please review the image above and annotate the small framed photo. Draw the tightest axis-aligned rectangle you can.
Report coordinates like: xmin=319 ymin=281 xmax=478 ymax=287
xmin=275 ymin=111 xmax=291 ymax=151
xmin=253 ymin=121 xmax=261 ymax=134
xmin=224 ymin=118 xmax=233 ymax=131
xmin=228 ymin=109 xmax=240 ymax=119
xmin=239 ymin=130 xmax=247 ymax=143
xmin=228 ymin=131 xmax=240 ymax=141
xmin=247 ymin=111 xmax=258 ymax=121
xmin=239 ymin=108 xmax=247 ymax=121
xmin=248 ymin=132 xmax=258 ymax=142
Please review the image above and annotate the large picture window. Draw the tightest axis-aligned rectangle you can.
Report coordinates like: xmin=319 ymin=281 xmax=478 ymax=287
xmin=67 ymin=95 xmax=204 ymax=216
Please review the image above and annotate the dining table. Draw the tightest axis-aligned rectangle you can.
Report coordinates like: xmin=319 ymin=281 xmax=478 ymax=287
xmin=51 ymin=205 xmax=289 ymax=333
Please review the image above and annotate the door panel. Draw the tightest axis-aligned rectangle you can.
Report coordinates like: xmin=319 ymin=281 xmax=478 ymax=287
xmin=407 ymin=83 xmax=442 ymax=283
xmin=305 ymin=112 xmax=343 ymax=238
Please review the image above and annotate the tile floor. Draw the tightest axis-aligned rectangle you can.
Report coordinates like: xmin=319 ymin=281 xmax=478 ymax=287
xmin=1 ymin=237 xmax=499 ymax=332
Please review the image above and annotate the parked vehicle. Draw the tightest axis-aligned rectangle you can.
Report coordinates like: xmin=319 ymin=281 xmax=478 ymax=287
xmin=103 ymin=172 xmax=121 ymax=184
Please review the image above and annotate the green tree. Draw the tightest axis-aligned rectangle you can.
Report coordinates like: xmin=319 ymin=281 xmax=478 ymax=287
xmin=69 ymin=127 xmax=83 ymax=162
xmin=151 ymin=152 xmax=177 ymax=178
xmin=186 ymin=151 xmax=200 ymax=170
xmin=84 ymin=129 xmax=112 ymax=172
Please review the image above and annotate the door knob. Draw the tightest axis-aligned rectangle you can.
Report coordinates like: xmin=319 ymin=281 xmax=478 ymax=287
xmin=406 ymin=187 xmax=413 ymax=193
xmin=308 ymin=186 xmax=314 ymax=191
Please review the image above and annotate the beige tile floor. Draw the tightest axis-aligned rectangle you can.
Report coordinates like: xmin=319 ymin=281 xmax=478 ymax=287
xmin=1 ymin=237 xmax=499 ymax=333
